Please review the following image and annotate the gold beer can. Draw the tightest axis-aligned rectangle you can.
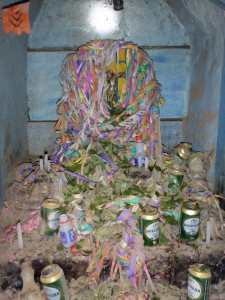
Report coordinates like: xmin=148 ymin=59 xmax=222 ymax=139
xmin=140 ymin=206 xmax=160 ymax=246
xmin=187 ymin=263 xmax=211 ymax=300
xmin=180 ymin=200 xmax=200 ymax=240
xmin=40 ymin=199 xmax=61 ymax=236
xmin=41 ymin=264 xmax=70 ymax=300
xmin=180 ymin=142 xmax=192 ymax=152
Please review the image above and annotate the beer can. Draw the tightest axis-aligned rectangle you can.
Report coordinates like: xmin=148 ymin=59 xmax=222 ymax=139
xmin=180 ymin=142 xmax=192 ymax=152
xmin=40 ymin=199 xmax=61 ymax=236
xmin=140 ymin=206 xmax=159 ymax=246
xmin=164 ymin=160 xmax=173 ymax=172
xmin=177 ymin=146 xmax=191 ymax=160
xmin=172 ymin=146 xmax=191 ymax=164
xmin=41 ymin=264 xmax=70 ymax=300
xmin=180 ymin=200 xmax=200 ymax=240
xmin=187 ymin=263 xmax=211 ymax=300
xmin=171 ymin=169 xmax=184 ymax=183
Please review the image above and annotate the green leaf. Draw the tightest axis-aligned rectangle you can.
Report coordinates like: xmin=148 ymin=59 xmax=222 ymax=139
xmin=161 ymin=168 xmax=167 ymax=174
xmin=66 ymin=164 xmax=81 ymax=173
xmin=155 ymin=191 xmax=160 ymax=197
xmin=176 ymin=197 xmax=184 ymax=204
xmin=180 ymin=181 xmax=188 ymax=190
xmin=189 ymin=243 xmax=197 ymax=249
xmin=76 ymin=239 xmax=85 ymax=249
xmin=148 ymin=166 xmax=154 ymax=172
xmin=168 ymin=183 xmax=174 ymax=188
xmin=90 ymin=203 xmax=94 ymax=211
xmin=163 ymin=215 xmax=179 ymax=226
xmin=159 ymin=233 xmax=169 ymax=245
xmin=57 ymin=244 xmax=64 ymax=251
xmin=89 ymin=149 xmax=98 ymax=155
xmin=156 ymin=283 xmax=166 ymax=289
xmin=138 ymin=203 xmax=143 ymax=209
xmin=155 ymin=165 xmax=161 ymax=172
xmin=116 ymin=209 xmax=123 ymax=217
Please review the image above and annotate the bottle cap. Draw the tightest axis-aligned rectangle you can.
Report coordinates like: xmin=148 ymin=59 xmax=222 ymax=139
xmin=135 ymin=136 xmax=143 ymax=143
xmin=59 ymin=214 xmax=69 ymax=224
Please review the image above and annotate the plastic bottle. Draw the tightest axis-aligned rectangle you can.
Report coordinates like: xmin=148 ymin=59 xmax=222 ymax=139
xmin=59 ymin=214 xmax=75 ymax=248
xmin=135 ymin=136 xmax=146 ymax=167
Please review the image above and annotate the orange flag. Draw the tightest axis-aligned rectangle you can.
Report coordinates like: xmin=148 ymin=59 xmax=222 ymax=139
xmin=2 ymin=1 xmax=30 ymax=35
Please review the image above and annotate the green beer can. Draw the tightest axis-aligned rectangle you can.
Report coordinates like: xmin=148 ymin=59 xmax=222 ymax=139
xmin=140 ymin=206 xmax=159 ymax=246
xmin=41 ymin=264 xmax=70 ymax=300
xmin=187 ymin=264 xmax=211 ymax=300
xmin=171 ymin=169 xmax=185 ymax=183
xmin=181 ymin=200 xmax=200 ymax=240
xmin=40 ymin=199 xmax=61 ymax=236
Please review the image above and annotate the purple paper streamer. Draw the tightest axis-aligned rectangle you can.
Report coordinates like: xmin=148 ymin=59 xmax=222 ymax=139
xmin=150 ymin=119 xmax=155 ymax=133
xmin=149 ymin=140 xmax=157 ymax=156
xmin=138 ymin=113 xmax=142 ymax=122
xmin=101 ymin=153 xmax=112 ymax=164
xmin=149 ymin=103 xmax=153 ymax=116
xmin=64 ymin=170 xmax=97 ymax=184
xmin=123 ymin=228 xmax=132 ymax=245
xmin=101 ymin=153 xmax=118 ymax=173
xmin=52 ymin=142 xmax=72 ymax=163
xmin=128 ymin=249 xmax=137 ymax=278
xmin=126 ymin=124 xmax=134 ymax=143
xmin=101 ymin=132 xmax=110 ymax=139
xmin=20 ymin=165 xmax=35 ymax=174
xmin=62 ymin=178 xmax=68 ymax=187
xmin=115 ymin=128 xmax=121 ymax=138
xmin=117 ymin=208 xmax=132 ymax=221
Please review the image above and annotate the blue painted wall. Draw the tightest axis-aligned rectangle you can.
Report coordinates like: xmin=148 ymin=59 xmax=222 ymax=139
xmin=0 ymin=0 xmax=28 ymax=202
xmin=215 ymin=41 xmax=225 ymax=193
xmin=29 ymin=0 xmax=188 ymax=48
xmin=27 ymin=49 xmax=190 ymax=120
xmin=166 ymin=0 xmax=225 ymax=188
xmin=210 ymin=0 xmax=225 ymax=9
xmin=0 ymin=0 xmax=42 ymax=202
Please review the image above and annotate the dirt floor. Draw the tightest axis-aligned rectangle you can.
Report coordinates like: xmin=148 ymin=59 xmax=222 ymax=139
xmin=0 ymin=162 xmax=225 ymax=300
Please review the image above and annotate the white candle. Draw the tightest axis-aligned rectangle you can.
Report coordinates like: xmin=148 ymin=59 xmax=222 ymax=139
xmin=39 ymin=157 xmax=43 ymax=171
xmin=210 ymin=217 xmax=214 ymax=240
xmin=17 ymin=222 xmax=23 ymax=250
xmin=44 ymin=152 xmax=48 ymax=170
xmin=58 ymin=172 xmax=63 ymax=201
xmin=206 ymin=220 xmax=210 ymax=249
xmin=47 ymin=160 xmax=51 ymax=173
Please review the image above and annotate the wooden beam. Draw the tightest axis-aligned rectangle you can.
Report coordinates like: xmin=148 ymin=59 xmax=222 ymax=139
xmin=27 ymin=119 xmax=184 ymax=123
xmin=27 ymin=45 xmax=190 ymax=52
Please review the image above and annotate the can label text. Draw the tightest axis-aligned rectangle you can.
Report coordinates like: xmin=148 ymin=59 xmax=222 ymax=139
xmin=43 ymin=286 xmax=61 ymax=300
xmin=48 ymin=211 xmax=60 ymax=230
xmin=188 ymin=276 xmax=202 ymax=299
xmin=183 ymin=218 xmax=200 ymax=235
xmin=144 ymin=221 xmax=159 ymax=240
